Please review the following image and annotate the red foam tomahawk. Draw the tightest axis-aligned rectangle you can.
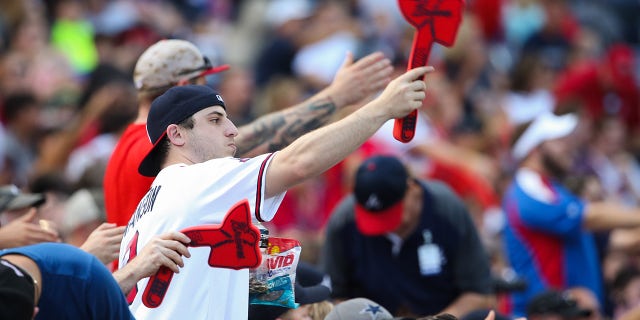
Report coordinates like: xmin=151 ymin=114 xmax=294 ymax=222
xmin=142 ymin=199 xmax=260 ymax=308
xmin=393 ymin=0 xmax=465 ymax=143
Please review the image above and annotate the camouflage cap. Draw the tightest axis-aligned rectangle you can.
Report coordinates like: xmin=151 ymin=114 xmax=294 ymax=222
xmin=133 ymin=39 xmax=228 ymax=93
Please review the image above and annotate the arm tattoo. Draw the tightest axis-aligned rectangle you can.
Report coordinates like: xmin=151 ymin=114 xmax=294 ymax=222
xmin=236 ymin=99 xmax=336 ymax=156
xmin=236 ymin=115 xmax=285 ymax=155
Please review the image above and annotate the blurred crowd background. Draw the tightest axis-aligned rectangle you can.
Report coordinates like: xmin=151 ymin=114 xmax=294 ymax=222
xmin=0 ymin=0 xmax=639 ymax=318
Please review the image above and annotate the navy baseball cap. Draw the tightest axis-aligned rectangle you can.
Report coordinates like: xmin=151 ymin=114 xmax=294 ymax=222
xmin=0 ymin=259 xmax=35 ymax=320
xmin=354 ymin=155 xmax=408 ymax=236
xmin=139 ymin=85 xmax=226 ymax=177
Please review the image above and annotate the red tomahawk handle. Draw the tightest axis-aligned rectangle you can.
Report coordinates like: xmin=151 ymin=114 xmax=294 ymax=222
xmin=394 ymin=0 xmax=465 ymax=143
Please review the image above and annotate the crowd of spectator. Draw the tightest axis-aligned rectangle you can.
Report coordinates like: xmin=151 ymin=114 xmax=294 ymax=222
xmin=1 ymin=0 xmax=640 ymax=319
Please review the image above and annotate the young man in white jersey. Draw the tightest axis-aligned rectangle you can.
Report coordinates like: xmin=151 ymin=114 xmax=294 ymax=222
xmin=119 ymin=65 xmax=432 ymax=319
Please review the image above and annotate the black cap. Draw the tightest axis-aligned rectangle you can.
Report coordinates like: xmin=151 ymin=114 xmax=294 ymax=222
xmin=0 ymin=259 xmax=35 ymax=320
xmin=139 ymin=85 xmax=226 ymax=177
xmin=526 ymin=290 xmax=592 ymax=318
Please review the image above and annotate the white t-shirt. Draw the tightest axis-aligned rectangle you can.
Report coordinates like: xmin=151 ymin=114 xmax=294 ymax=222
xmin=119 ymin=153 xmax=286 ymax=320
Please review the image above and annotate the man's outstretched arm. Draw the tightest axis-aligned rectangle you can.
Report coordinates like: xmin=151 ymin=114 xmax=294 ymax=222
xmin=235 ymin=52 xmax=392 ymax=157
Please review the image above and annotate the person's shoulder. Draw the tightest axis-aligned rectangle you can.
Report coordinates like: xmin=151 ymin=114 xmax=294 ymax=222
xmin=326 ymin=195 xmax=357 ymax=228
xmin=120 ymin=123 xmax=147 ymax=138
xmin=422 ymin=180 xmax=462 ymax=204
xmin=421 ymin=180 xmax=472 ymax=222
xmin=1 ymin=243 xmax=86 ymax=262
xmin=111 ymin=123 xmax=151 ymax=153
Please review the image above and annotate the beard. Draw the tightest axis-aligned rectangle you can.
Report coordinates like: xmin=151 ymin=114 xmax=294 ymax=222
xmin=541 ymin=150 xmax=570 ymax=181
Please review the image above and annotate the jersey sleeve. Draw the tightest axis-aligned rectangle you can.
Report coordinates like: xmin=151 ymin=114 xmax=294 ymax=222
xmin=253 ymin=152 xmax=285 ymax=222
xmin=188 ymin=153 xmax=286 ymax=223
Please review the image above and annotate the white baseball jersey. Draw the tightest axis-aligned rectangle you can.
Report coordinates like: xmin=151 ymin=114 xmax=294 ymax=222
xmin=118 ymin=153 xmax=286 ymax=320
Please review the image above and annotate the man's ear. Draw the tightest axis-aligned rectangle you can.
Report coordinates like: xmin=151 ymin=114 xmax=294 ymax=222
xmin=166 ymin=124 xmax=186 ymax=146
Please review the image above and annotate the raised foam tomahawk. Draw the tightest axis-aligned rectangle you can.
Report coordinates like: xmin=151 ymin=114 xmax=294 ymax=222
xmin=393 ymin=0 xmax=465 ymax=143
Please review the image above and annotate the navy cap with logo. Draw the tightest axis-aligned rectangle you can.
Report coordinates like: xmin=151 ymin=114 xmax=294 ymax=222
xmin=139 ymin=85 xmax=226 ymax=177
xmin=354 ymin=155 xmax=409 ymax=236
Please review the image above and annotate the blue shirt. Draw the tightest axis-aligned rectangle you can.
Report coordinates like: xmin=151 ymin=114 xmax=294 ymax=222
xmin=1 ymin=243 xmax=134 ymax=320
xmin=502 ymin=169 xmax=602 ymax=316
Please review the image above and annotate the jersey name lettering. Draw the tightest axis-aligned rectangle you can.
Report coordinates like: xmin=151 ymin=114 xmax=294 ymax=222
xmin=125 ymin=185 xmax=161 ymax=236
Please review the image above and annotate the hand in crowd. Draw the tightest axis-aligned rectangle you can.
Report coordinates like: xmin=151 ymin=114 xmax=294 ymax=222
xmin=0 ymin=208 xmax=60 ymax=249
xmin=82 ymin=83 xmax=132 ymax=120
xmin=80 ymin=222 xmax=126 ymax=265
xmin=325 ymin=51 xmax=393 ymax=108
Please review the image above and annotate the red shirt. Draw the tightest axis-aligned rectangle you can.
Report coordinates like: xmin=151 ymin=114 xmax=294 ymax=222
xmin=103 ymin=123 xmax=155 ymax=227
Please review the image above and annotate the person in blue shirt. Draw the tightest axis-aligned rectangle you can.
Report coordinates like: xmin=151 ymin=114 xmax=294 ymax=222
xmin=503 ymin=112 xmax=640 ymax=317
xmin=0 ymin=231 xmax=190 ymax=320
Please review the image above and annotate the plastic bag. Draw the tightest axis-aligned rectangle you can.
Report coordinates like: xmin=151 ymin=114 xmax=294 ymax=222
xmin=249 ymin=237 xmax=301 ymax=308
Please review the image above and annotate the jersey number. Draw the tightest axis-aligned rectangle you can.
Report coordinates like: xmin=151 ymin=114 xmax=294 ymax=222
xmin=125 ymin=231 xmax=139 ymax=304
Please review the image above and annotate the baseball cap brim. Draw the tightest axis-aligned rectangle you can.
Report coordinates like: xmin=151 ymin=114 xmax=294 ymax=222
xmin=512 ymin=112 xmax=578 ymax=161
xmin=138 ymin=132 xmax=168 ymax=177
xmin=355 ymin=200 xmax=404 ymax=236
xmin=0 ymin=189 xmax=46 ymax=212
xmin=8 ymin=193 xmax=46 ymax=211
xmin=199 ymin=64 xmax=230 ymax=77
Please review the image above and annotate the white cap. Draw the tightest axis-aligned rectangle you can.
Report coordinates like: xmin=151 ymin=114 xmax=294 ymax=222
xmin=62 ymin=189 xmax=103 ymax=234
xmin=512 ymin=112 xmax=578 ymax=161
xmin=133 ymin=39 xmax=229 ymax=93
xmin=265 ymin=0 xmax=313 ymax=28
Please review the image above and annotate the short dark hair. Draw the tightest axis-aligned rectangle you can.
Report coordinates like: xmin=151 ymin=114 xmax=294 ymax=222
xmin=177 ymin=115 xmax=195 ymax=130
xmin=155 ymin=115 xmax=196 ymax=167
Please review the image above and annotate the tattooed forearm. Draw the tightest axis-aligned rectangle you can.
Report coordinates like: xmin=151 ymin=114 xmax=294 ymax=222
xmin=236 ymin=98 xmax=337 ymax=156
xmin=236 ymin=114 xmax=285 ymax=156
xmin=266 ymin=99 xmax=335 ymax=152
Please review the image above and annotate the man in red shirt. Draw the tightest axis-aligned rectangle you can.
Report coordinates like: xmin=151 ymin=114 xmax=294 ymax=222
xmin=104 ymin=39 xmax=393 ymax=228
